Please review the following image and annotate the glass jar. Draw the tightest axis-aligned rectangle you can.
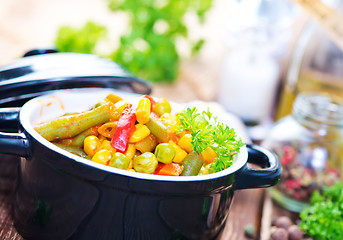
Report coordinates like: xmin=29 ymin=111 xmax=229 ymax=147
xmin=262 ymin=92 xmax=343 ymax=212
xmin=275 ymin=0 xmax=343 ymax=120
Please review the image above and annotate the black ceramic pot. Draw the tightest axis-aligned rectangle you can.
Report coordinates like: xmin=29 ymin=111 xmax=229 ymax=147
xmin=0 ymin=89 xmax=281 ymax=240
xmin=0 ymin=50 xmax=151 ymax=193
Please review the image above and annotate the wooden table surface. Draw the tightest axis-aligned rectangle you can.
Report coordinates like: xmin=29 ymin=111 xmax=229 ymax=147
xmin=0 ymin=186 xmax=298 ymax=240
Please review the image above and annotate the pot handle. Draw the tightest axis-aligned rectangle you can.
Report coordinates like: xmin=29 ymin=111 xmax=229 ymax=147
xmin=234 ymin=144 xmax=282 ymax=190
xmin=0 ymin=108 xmax=30 ymax=157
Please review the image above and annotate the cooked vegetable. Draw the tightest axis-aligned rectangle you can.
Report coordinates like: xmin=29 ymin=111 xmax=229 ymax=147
xmin=145 ymin=114 xmax=171 ymax=143
xmin=153 ymin=98 xmax=171 ymax=117
xmin=53 ymin=143 xmax=87 ymax=158
xmin=133 ymin=152 xmax=158 ymax=174
xmin=136 ymin=98 xmax=151 ymax=124
xmin=128 ymin=124 xmax=150 ymax=143
xmin=37 ymin=94 xmax=243 ymax=176
xmin=178 ymin=134 xmax=193 ymax=153
xmin=35 ymin=102 xmax=112 ymax=141
xmin=201 ymin=147 xmax=217 ymax=164
xmin=181 ymin=151 xmax=203 ymax=176
xmin=92 ymin=149 xmax=112 ymax=165
xmin=84 ymin=136 xmax=101 ymax=157
xmin=100 ymin=140 xmax=116 ymax=156
xmin=110 ymin=104 xmax=136 ymax=153
xmin=168 ymin=141 xmax=187 ymax=164
xmin=134 ymin=135 xmax=158 ymax=153
xmin=157 ymin=163 xmax=184 ymax=176
xmin=177 ymin=107 xmax=244 ymax=173
xmin=109 ymin=152 xmax=130 ymax=170
xmin=56 ymin=126 xmax=99 ymax=147
xmin=154 ymin=143 xmax=176 ymax=164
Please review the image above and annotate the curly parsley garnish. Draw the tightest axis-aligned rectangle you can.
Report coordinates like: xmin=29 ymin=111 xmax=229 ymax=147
xmin=177 ymin=107 xmax=244 ymax=173
xmin=299 ymin=181 xmax=343 ymax=240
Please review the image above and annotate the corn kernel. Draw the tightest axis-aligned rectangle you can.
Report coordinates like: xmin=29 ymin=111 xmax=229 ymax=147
xmin=92 ymin=149 xmax=112 ymax=165
xmin=136 ymin=98 xmax=151 ymax=124
xmin=160 ymin=113 xmax=180 ymax=133
xmin=106 ymin=93 xmax=123 ymax=104
xmin=129 ymin=124 xmax=151 ymax=143
xmin=84 ymin=135 xmax=101 ymax=157
xmin=169 ymin=141 xmax=188 ymax=163
xmin=177 ymin=134 xmax=193 ymax=153
xmin=124 ymin=144 xmax=136 ymax=159
xmin=127 ymin=159 xmax=133 ymax=170
xmin=100 ymin=140 xmax=116 ymax=156
xmin=201 ymin=147 xmax=218 ymax=164
xmin=109 ymin=101 xmax=127 ymax=120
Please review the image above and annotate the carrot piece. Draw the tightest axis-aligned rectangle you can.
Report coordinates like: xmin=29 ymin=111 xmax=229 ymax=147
xmin=154 ymin=163 xmax=165 ymax=175
xmin=157 ymin=163 xmax=184 ymax=176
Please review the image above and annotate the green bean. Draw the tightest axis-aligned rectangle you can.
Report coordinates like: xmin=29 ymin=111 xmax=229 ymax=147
xmin=181 ymin=151 xmax=203 ymax=176
xmin=134 ymin=135 xmax=158 ymax=153
xmin=56 ymin=127 xmax=96 ymax=147
xmin=145 ymin=115 xmax=171 ymax=143
xmin=35 ymin=102 xmax=111 ymax=141
xmin=53 ymin=143 xmax=87 ymax=158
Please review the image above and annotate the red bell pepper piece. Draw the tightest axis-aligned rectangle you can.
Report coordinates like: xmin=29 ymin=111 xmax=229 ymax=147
xmin=111 ymin=104 xmax=136 ymax=153
xmin=153 ymin=163 xmax=165 ymax=175
xmin=143 ymin=95 xmax=156 ymax=111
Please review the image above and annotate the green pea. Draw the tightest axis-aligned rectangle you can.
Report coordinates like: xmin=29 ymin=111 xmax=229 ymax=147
xmin=155 ymin=143 xmax=176 ymax=164
xmin=153 ymin=98 xmax=171 ymax=117
xmin=109 ymin=152 xmax=130 ymax=170
xmin=133 ymin=152 xmax=158 ymax=174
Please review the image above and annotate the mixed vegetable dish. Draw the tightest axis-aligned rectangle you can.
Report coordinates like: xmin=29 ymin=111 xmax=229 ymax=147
xmin=34 ymin=94 xmax=244 ymax=176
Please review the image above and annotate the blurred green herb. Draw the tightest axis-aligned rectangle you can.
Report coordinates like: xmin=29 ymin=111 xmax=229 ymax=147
xmin=107 ymin=0 xmax=212 ymax=83
xmin=54 ymin=0 xmax=213 ymax=83
xmin=299 ymin=181 xmax=343 ymax=240
xmin=177 ymin=107 xmax=244 ymax=173
xmin=55 ymin=21 xmax=107 ymax=54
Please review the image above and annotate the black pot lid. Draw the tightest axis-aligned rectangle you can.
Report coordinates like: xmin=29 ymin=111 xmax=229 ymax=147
xmin=0 ymin=49 xmax=152 ymax=107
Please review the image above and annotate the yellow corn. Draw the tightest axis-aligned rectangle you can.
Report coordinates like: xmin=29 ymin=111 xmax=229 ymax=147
xmin=128 ymin=124 xmax=150 ymax=143
xmin=84 ymin=135 xmax=101 ymax=157
xmin=177 ymin=133 xmax=193 ymax=153
xmin=109 ymin=100 xmax=127 ymax=120
xmin=136 ymin=98 xmax=151 ymax=124
xmin=169 ymin=141 xmax=188 ymax=163
xmin=106 ymin=93 xmax=123 ymax=104
xmin=100 ymin=140 xmax=116 ymax=156
xmin=201 ymin=147 xmax=218 ymax=164
xmin=92 ymin=149 xmax=112 ymax=165
xmin=124 ymin=144 xmax=136 ymax=159
xmin=160 ymin=113 xmax=180 ymax=133
xmin=98 ymin=134 xmax=108 ymax=143
xmin=127 ymin=159 xmax=133 ymax=170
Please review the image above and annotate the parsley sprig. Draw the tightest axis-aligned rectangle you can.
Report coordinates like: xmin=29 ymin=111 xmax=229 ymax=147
xmin=177 ymin=107 xmax=244 ymax=173
xmin=299 ymin=181 xmax=343 ymax=240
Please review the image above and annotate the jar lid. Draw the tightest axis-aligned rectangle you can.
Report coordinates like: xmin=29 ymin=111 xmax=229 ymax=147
xmin=293 ymin=92 xmax=343 ymax=128
xmin=0 ymin=50 xmax=152 ymax=107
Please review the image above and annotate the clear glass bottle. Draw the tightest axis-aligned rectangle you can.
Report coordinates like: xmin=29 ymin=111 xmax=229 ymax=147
xmin=262 ymin=92 xmax=343 ymax=212
xmin=275 ymin=0 xmax=343 ymax=120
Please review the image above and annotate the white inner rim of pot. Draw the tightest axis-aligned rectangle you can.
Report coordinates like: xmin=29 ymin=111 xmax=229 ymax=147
xmin=20 ymin=88 xmax=248 ymax=182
